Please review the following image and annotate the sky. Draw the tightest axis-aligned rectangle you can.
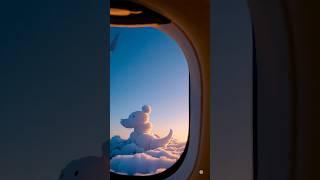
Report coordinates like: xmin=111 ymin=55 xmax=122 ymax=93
xmin=110 ymin=27 xmax=189 ymax=142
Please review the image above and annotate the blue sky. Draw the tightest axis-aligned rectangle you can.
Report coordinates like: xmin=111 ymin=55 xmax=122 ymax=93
xmin=110 ymin=27 xmax=189 ymax=142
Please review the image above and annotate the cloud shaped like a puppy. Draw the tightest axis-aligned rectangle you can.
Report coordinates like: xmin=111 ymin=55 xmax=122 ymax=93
xmin=110 ymin=105 xmax=185 ymax=175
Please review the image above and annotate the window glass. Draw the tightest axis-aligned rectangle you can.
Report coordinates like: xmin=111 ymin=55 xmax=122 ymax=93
xmin=110 ymin=27 xmax=189 ymax=176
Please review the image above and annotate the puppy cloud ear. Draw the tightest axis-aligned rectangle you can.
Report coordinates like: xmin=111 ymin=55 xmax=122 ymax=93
xmin=142 ymin=105 xmax=152 ymax=114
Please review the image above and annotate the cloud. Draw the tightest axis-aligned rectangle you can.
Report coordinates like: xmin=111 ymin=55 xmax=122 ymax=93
xmin=110 ymin=138 xmax=186 ymax=176
xmin=110 ymin=136 xmax=145 ymax=157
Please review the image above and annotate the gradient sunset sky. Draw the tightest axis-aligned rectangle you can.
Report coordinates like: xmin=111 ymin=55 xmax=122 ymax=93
xmin=110 ymin=27 xmax=189 ymax=142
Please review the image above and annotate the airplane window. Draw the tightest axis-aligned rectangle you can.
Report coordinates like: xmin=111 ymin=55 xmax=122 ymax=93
xmin=110 ymin=27 xmax=189 ymax=176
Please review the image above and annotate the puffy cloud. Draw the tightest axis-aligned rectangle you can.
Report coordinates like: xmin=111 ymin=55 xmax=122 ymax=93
xmin=110 ymin=153 xmax=174 ymax=175
xmin=110 ymin=137 xmax=186 ymax=176
xmin=110 ymin=136 xmax=145 ymax=157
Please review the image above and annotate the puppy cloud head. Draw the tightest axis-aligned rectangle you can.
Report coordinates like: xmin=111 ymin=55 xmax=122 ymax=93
xmin=120 ymin=105 xmax=152 ymax=132
xmin=142 ymin=105 xmax=152 ymax=114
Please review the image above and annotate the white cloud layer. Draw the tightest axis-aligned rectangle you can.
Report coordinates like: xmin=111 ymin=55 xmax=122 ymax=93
xmin=110 ymin=138 xmax=186 ymax=176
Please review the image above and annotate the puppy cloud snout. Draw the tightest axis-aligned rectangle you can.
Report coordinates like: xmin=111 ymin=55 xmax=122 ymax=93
xmin=120 ymin=119 xmax=127 ymax=127
xmin=121 ymin=118 xmax=133 ymax=128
